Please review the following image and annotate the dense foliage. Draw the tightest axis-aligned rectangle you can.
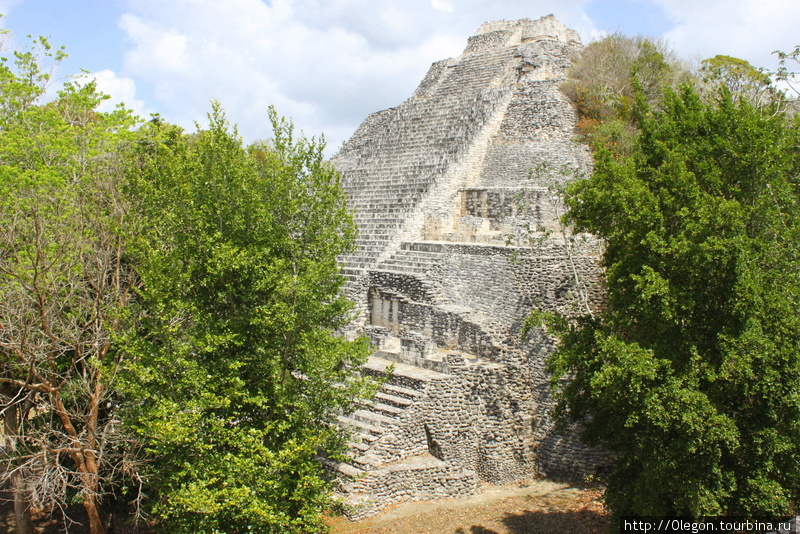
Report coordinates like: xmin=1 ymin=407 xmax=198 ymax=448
xmin=698 ymin=55 xmax=775 ymax=106
xmin=561 ymin=33 xmax=688 ymax=157
xmin=120 ymin=106 xmax=372 ymax=533
xmin=542 ymin=84 xmax=800 ymax=520
xmin=0 ymin=36 xmax=141 ymax=534
xmin=0 ymin=28 xmax=371 ymax=534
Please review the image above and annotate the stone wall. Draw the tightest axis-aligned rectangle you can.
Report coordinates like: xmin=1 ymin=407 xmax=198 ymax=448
xmin=331 ymin=15 xmax=611 ymax=518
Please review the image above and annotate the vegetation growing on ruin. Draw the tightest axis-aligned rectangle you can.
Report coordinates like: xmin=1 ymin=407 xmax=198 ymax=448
xmin=561 ymin=34 xmax=690 ymax=157
xmin=561 ymin=34 xmax=796 ymax=157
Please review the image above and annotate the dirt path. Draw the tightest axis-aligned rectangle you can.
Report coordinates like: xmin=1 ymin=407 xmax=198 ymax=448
xmin=325 ymin=479 xmax=608 ymax=534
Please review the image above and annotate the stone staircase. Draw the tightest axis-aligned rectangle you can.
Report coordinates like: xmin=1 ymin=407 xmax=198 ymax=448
xmin=370 ymin=241 xmax=514 ymax=357
xmin=329 ymin=15 xmax=610 ymax=521
xmin=335 ymin=454 xmax=478 ymax=520
xmin=374 ymin=248 xmax=442 ymax=276
xmin=328 ymin=355 xmax=479 ymax=519
xmin=334 ymin=28 xmax=525 ymax=298
xmin=337 ymin=356 xmax=449 ymax=467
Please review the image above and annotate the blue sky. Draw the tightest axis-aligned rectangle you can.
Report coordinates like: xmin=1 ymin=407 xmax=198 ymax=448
xmin=1 ymin=0 xmax=798 ymax=151
xmin=585 ymin=0 xmax=673 ymax=36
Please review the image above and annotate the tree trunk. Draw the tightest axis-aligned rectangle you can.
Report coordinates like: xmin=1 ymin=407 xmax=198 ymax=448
xmin=11 ymin=471 xmax=34 ymax=534
xmin=83 ymin=491 xmax=106 ymax=534
xmin=83 ymin=380 xmax=106 ymax=534
xmin=52 ymin=393 xmax=106 ymax=534
xmin=81 ymin=444 xmax=106 ymax=534
xmin=3 ymin=401 xmax=34 ymax=534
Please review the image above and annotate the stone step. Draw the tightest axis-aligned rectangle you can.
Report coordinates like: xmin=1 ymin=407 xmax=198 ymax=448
xmin=374 ymin=390 xmax=415 ymax=408
xmin=379 ymin=258 xmax=436 ymax=269
xmin=391 ymin=250 xmax=444 ymax=258
xmin=353 ymin=239 xmax=394 ymax=247
xmin=352 ymin=200 xmax=419 ymax=208
xmin=350 ymin=174 xmax=438 ymax=184
xmin=361 ymin=400 xmax=405 ymax=418
xmin=348 ymin=451 xmax=387 ymax=470
xmin=341 ymin=256 xmax=383 ymax=269
xmin=373 ymin=264 xmax=435 ymax=276
xmin=341 ymin=269 xmax=364 ymax=280
xmin=371 ymin=265 xmax=427 ymax=276
xmin=355 ymin=431 xmax=381 ymax=445
xmin=382 ymin=383 xmax=423 ymax=401
xmin=337 ymin=414 xmax=386 ymax=437
xmin=337 ymin=453 xmax=481 ymax=520
xmin=354 ymin=233 xmax=399 ymax=241
xmin=373 ymin=350 xmax=450 ymax=374
xmin=350 ymin=440 xmax=371 ymax=453
xmin=352 ymin=196 xmax=424 ymax=204
xmin=401 ymin=241 xmax=449 ymax=253
xmin=354 ymin=235 xmax=392 ymax=243
xmin=318 ymin=457 xmax=364 ymax=479
xmin=368 ymin=267 xmax=430 ymax=278
xmin=350 ymin=408 xmax=398 ymax=428
xmin=363 ymin=356 xmax=453 ymax=390
xmin=349 ymin=204 xmax=411 ymax=213
xmin=350 ymin=193 xmax=423 ymax=201
xmin=352 ymin=219 xmax=405 ymax=226
xmin=343 ymin=251 xmax=382 ymax=259
xmin=354 ymin=232 xmax=393 ymax=239
xmin=350 ymin=260 xmax=383 ymax=268
xmin=351 ymin=247 xmax=391 ymax=256
xmin=356 ymin=225 xmax=397 ymax=233
xmin=377 ymin=256 xmax=442 ymax=267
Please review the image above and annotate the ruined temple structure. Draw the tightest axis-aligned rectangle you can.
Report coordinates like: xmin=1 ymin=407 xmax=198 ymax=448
xmin=330 ymin=15 xmax=609 ymax=518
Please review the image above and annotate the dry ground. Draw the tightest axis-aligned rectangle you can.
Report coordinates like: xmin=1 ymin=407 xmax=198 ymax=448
xmin=2 ymin=478 xmax=606 ymax=533
xmin=325 ymin=478 xmax=608 ymax=534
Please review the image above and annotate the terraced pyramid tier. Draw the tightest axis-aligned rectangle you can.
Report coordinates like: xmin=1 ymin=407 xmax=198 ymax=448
xmin=332 ymin=15 xmax=611 ymax=519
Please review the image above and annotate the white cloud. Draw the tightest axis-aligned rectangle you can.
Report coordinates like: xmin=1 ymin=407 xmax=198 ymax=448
xmin=655 ymin=0 xmax=800 ymax=70
xmin=431 ymin=0 xmax=454 ymax=13
xmin=118 ymin=13 xmax=191 ymax=77
xmin=0 ymin=0 xmax=22 ymax=17
xmin=17 ymin=0 xmax=797 ymax=160
xmin=81 ymin=69 xmax=153 ymax=118
xmin=114 ymin=0 xmax=593 ymax=149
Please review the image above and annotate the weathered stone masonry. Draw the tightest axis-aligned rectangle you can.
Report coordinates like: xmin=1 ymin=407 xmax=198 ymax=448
xmin=331 ymin=15 xmax=610 ymax=518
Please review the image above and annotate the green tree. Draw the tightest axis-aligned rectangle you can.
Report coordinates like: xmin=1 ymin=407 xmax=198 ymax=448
xmin=538 ymin=85 xmax=800 ymax=521
xmin=775 ymin=45 xmax=800 ymax=111
xmin=562 ymin=34 xmax=689 ymax=157
xmin=699 ymin=55 xmax=778 ymax=108
xmin=121 ymin=104 xmax=372 ymax=533
xmin=0 ymin=34 xmax=141 ymax=534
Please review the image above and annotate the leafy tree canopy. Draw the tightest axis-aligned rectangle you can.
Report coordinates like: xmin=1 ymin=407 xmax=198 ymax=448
xmin=0 ymin=29 xmax=141 ymax=534
xmin=120 ymin=104 xmax=372 ymax=533
xmin=540 ymin=84 xmax=800 ymax=521
xmin=698 ymin=55 xmax=784 ymax=110
xmin=0 ymin=22 xmax=372 ymax=533
xmin=562 ymin=33 xmax=689 ymax=156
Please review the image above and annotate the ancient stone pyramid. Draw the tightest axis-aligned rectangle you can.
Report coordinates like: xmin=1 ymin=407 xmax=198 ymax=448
xmin=330 ymin=15 xmax=608 ymax=518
